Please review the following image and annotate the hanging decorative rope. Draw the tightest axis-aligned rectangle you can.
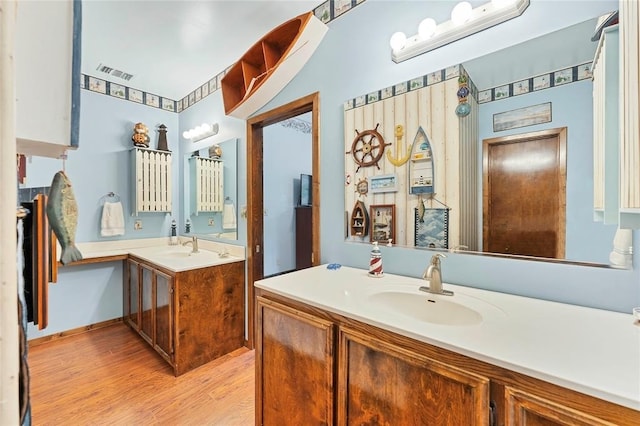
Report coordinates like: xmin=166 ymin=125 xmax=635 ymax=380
xmin=455 ymin=73 xmax=471 ymax=118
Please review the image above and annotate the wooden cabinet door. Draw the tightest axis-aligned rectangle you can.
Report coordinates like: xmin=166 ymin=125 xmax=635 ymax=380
xmin=124 ymin=260 xmax=140 ymax=330
xmin=505 ymin=387 xmax=617 ymax=426
xmin=139 ymin=264 xmax=154 ymax=344
xmin=256 ymin=297 xmax=335 ymax=426
xmin=154 ymin=270 xmax=173 ymax=362
xmin=338 ymin=327 xmax=490 ymax=426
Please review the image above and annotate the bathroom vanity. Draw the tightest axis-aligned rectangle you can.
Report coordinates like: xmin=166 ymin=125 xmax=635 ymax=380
xmin=66 ymin=238 xmax=246 ymax=376
xmin=255 ymin=265 xmax=640 ymax=425
xmin=124 ymin=251 xmax=244 ymax=376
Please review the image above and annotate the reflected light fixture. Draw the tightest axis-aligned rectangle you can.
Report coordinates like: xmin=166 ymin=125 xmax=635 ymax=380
xmin=182 ymin=123 xmax=219 ymax=142
xmin=390 ymin=0 xmax=530 ymax=63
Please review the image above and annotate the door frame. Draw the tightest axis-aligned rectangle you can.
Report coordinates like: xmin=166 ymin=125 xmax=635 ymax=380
xmin=482 ymin=127 xmax=567 ymax=258
xmin=246 ymin=92 xmax=320 ymax=348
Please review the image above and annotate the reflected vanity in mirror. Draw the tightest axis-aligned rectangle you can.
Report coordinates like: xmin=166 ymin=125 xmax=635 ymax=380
xmin=344 ymin=15 xmax=629 ymax=268
xmin=185 ymin=137 xmax=238 ymax=241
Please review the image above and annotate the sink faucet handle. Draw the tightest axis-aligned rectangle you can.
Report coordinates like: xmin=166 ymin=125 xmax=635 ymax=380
xmin=431 ymin=253 xmax=446 ymax=264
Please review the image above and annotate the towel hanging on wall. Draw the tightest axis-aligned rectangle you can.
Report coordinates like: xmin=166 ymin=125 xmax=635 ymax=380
xmin=101 ymin=200 xmax=125 ymax=236
xmin=223 ymin=198 xmax=236 ymax=230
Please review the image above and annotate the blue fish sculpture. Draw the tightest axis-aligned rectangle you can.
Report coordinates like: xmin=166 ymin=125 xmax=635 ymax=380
xmin=46 ymin=171 xmax=83 ymax=265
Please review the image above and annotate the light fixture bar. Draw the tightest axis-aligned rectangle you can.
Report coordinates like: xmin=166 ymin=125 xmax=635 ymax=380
xmin=391 ymin=0 xmax=530 ymax=63
xmin=183 ymin=123 xmax=219 ymax=142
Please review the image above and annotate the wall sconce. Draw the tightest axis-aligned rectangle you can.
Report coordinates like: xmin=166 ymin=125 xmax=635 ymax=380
xmin=390 ymin=0 xmax=530 ymax=63
xmin=182 ymin=123 xmax=219 ymax=142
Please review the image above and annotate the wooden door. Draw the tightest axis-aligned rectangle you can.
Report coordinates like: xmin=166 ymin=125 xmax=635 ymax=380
xmin=483 ymin=128 xmax=567 ymax=259
xmin=505 ymin=386 xmax=614 ymax=425
xmin=337 ymin=328 xmax=490 ymax=426
xmin=124 ymin=259 xmax=140 ymax=330
xmin=139 ymin=264 xmax=154 ymax=344
xmin=256 ymin=297 xmax=334 ymax=426
xmin=246 ymin=92 xmax=320 ymax=349
xmin=154 ymin=270 xmax=173 ymax=362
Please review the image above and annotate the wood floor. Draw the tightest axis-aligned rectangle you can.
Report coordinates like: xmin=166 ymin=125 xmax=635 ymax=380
xmin=27 ymin=323 xmax=255 ymax=425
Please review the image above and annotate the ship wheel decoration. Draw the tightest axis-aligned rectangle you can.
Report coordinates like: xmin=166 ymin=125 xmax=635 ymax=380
xmin=346 ymin=123 xmax=391 ymax=172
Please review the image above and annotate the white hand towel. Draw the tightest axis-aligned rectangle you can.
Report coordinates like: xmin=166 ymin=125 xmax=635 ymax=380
xmin=222 ymin=203 xmax=236 ymax=230
xmin=101 ymin=201 xmax=125 ymax=236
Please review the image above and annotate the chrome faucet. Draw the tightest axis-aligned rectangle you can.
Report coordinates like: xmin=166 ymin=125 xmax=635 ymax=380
xmin=419 ymin=253 xmax=453 ymax=296
xmin=182 ymin=236 xmax=199 ymax=254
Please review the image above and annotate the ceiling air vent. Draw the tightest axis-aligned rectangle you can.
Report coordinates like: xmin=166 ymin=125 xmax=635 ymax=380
xmin=96 ymin=63 xmax=134 ymax=81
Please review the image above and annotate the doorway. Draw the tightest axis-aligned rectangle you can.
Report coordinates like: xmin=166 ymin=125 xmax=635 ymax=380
xmin=482 ymin=127 xmax=567 ymax=259
xmin=246 ymin=92 xmax=320 ymax=348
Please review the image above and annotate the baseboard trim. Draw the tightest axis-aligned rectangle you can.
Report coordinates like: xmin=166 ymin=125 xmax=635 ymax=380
xmin=28 ymin=317 xmax=124 ymax=347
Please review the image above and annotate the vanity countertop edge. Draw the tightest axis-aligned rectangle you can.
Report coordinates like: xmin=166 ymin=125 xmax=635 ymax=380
xmin=254 ymin=264 xmax=640 ymax=411
xmin=63 ymin=237 xmax=245 ymax=272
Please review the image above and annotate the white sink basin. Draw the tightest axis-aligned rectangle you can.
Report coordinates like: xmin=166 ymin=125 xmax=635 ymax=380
xmin=129 ymin=245 xmax=238 ymax=272
xmin=368 ymin=288 xmax=506 ymax=326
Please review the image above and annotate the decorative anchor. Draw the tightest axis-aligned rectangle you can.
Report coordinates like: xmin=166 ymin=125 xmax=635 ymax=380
xmin=386 ymin=124 xmax=411 ymax=166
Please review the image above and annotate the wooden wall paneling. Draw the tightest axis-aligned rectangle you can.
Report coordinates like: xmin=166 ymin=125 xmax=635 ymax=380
xmin=445 ymin=78 xmax=461 ymax=248
xmin=382 ymin=96 xmax=403 ymax=244
xmin=405 ymin=90 xmax=420 ymax=246
xmin=352 ymin=106 xmax=365 ymax=239
xmin=459 ymin=95 xmax=479 ymax=251
xmin=344 ymin=107 xmax=356 ymax=239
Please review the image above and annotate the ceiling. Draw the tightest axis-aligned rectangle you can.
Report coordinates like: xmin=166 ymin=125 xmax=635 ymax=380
xmin=81 ymin=0 xmax=320 ymax=100
xmin=82 ymin=1 xmax=611 ymax=101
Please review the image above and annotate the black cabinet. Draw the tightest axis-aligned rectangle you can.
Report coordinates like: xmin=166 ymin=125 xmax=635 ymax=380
xmin=295 ymin=206 xmax=312 ymax=269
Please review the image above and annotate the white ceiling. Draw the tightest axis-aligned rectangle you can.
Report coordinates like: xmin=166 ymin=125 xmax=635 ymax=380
xmin=81 ymin=0 xmax=320 ymax=100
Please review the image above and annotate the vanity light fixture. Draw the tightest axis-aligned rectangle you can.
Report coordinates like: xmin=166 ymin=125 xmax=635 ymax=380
xmin=390 ymin=0 xmax=530 ymax=63
xmin=182 ymin=123 xmax=219 ymax=142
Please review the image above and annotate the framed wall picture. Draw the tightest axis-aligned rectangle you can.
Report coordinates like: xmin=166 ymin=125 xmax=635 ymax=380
xmin=370 ymin=204 xmax=395 ymax=243
xmin=370 ymin=174 xmax=398 ymax=193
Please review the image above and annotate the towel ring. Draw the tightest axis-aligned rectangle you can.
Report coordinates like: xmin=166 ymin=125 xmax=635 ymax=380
xmin=99 ymin=192 xmax=121 ymax=204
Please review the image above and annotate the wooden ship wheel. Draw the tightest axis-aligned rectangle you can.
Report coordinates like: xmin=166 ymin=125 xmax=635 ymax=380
xmin=347 ymin=124 xmax=391 ymax=172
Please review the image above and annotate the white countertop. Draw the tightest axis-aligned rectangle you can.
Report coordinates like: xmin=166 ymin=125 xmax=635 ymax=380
xmin=255 ymin=265 xmax=640 ymax=411
xmin=71 ymin=237 xmax=245 ymax=272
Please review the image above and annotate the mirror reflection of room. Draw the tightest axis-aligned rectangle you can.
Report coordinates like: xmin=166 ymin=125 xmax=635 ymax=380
xmin=343 ymin=17 xmax=620 ymax=266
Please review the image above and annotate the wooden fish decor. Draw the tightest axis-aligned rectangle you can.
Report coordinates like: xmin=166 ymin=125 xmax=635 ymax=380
xmin=46 ymin=171 xmax=83 ymax=265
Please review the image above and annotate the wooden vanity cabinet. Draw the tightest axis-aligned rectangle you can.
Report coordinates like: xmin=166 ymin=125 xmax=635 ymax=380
xmin=256 ymin=290 xmax=640 ymax=426
xmin=338 ymin=328 xmax=490 ymax=425
xmin=124 ymin=258 xmax=245 ymax=376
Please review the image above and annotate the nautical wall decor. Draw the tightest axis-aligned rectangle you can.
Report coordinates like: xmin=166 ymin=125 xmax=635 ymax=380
xmin=346 ymin=124 xmax=390 ymax=172
xmin=343 ymin=64 xmax=478 ymax=249
xmin=350 ymin=200 xmax=369 ymax=237
xmin=386 ymin=124 xmax=411 ymax=166
xmin=408 ymin=126 xmax=435 ymax=195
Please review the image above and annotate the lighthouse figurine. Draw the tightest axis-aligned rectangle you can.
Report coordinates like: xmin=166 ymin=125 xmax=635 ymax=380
xmin=369 ymin=241 xmax=384 ymax=277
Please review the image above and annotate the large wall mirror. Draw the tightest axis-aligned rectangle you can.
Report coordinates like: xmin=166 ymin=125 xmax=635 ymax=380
xmin=184 ymin=137 xmax=238 ymax=241
xmin=344 ymin=14 xmax=626 ymax=268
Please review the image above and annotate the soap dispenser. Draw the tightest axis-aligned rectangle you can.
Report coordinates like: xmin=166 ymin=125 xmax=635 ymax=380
xmin=368 ymin=241 xmax=384 ymax=277
xmin=170 ymin=219 xmax=178 ymax=245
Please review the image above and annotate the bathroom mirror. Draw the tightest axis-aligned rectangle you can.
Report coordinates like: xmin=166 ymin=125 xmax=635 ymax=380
xmin=185 ymin=137 xmax=238 ymax=240
xmin=344 ymin=16 xmax=626 ymax=267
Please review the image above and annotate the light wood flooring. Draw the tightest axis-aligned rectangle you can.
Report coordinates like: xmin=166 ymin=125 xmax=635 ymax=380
xmin=27 ymin=323 xmax=255 ymax=425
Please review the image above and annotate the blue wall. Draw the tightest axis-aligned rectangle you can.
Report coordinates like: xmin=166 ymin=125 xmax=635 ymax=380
xmin=26 ymin=0 xmax=636 ymax=339
xmin=263 ymin=120 xmax=312 ymax=276
xmin=256 ymin=0 xmax=638 ymax=313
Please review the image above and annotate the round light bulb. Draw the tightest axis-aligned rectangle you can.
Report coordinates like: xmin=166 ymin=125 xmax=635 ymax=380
xmin=451 ymin=1 xmax=473 ymax=26
xmin=418 ymin=18 xmax=437 ymax=39
xmin=389 ymin=32 xmax=407 ymax=51
xmin=201 ymin=123 xmax=211 ymax=133
xmin=182 ymin=130 xmax=190 ymax=139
